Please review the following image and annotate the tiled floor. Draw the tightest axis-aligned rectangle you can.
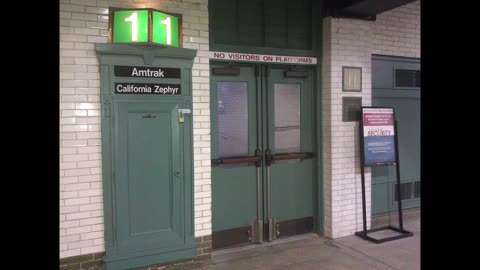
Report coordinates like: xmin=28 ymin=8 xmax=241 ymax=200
xmin=199 ymin=213 xmax=420 ymax=270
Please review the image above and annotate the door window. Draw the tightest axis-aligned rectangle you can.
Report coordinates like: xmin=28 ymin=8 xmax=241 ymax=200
xmin=274 ymin=83 xmax=301 ymax=153
xmin=217 ymin=81 xmax=249 ymax=158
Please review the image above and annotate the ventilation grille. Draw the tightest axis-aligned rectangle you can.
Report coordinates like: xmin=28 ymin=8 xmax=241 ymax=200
xmin=394 ymin=69 xmax=420 ymax=88
xmin=394 ymin=181 xmax=420 ymax=201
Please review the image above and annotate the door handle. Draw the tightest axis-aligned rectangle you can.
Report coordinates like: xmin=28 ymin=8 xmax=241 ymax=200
xmin=211 ymin=156 xmax=261 ymax=166
xmin=264 ymin=150 xmax=314 ymax=165
xmin=270 ymin=152 xmax=314 ymax=162
xmin=211 ymin=150 xmax=262 ymax=166
xmin=265 ymin=148 xmax=272 ymax=167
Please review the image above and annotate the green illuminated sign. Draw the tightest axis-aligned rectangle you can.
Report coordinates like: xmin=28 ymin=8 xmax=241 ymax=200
xmin=113 ymin=10 xmax=149 ymax=43
xmin=152 ymin=11 xmax=179 ymax=47
xmin=111 ymin=8 xmax=181 ymax=47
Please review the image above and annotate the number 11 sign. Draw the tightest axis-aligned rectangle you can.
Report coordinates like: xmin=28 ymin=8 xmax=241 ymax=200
xmin=110 ymin=8 xmax=180 ymax=48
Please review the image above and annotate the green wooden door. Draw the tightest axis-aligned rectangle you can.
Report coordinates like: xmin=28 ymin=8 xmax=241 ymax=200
xmin=211 ymin=63 xmax=315 ymax=249
xmin=115 ymin=100 xmax=185 ymax=252
xmin=104 ymin=98 xmax=195 ymax=269
xmin=371 ymin=56 xmax=421 ymax=215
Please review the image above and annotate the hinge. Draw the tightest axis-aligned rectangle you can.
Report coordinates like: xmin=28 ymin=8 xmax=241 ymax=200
xmin=103 ymin=101 xmax=111 ymax=118
xmin=112 ymin=170 xmax=116 ymax=241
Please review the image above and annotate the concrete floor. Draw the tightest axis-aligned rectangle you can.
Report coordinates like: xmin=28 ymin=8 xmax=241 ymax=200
xmin=200 ymin=213 xmax=420 ymax=270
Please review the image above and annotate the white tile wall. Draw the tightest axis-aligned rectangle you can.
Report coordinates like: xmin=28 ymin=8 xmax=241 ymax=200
xmin=59 ymin=0 xmax=211 ymax=259
xmin=322 ymin=0 xmax=420 ymax=238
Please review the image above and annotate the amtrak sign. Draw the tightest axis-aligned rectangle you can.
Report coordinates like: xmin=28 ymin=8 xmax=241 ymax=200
xmin=114 ymin=65 xmax=181 ymax=78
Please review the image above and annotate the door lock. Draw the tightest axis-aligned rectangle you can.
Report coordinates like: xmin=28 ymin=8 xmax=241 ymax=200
xmin=178 ymin=109 xmax=191 ymax=123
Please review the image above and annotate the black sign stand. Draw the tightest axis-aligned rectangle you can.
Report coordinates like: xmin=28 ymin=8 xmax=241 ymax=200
xmin=355 ymin=107 xmax=414 ymax=244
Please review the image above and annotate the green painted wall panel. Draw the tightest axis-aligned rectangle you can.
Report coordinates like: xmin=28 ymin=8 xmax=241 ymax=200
xmin=210 ymin=0 xmax=312 ymax=50
xmin=211 ymin=0 xmax=237 ymax=44
xmin=264 ymin=0 xmax=288 ymax=48
xmin=371 ymin=183 xmax=389 ymax=214
xmin=286 ymin=0 xmax=312 ymax=50
xmin=372 ymin=56 xmax=420 ymax=215
xmin=238 ymin=0 xmax=263 ymax=46
xmin=377 ymin=97 xmax=420 ymax=181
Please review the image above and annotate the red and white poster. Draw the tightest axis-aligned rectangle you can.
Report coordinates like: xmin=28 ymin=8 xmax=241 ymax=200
xmin=362 ymin=107 xmax=397 ymax=166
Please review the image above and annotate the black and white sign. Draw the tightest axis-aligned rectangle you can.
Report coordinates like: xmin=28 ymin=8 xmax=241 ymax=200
xmin=114 ymin=65 xmax=181 ymax=78
xmin=115 ymin=83 xmax=181 ymax=95
xmin=209 ymin=51 xmax=317 ymax=65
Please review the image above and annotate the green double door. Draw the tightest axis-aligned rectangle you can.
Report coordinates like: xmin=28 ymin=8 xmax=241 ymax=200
xmin=210 ymin=63 xmax=315 ymax=249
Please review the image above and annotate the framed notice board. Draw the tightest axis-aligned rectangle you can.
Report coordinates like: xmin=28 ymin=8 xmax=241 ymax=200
xmin=360 ymin=107 xmax=397 ymax=167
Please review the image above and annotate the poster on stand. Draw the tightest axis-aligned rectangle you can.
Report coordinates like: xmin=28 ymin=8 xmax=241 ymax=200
xmin=361 ymin=107 xmax=397 ymax=167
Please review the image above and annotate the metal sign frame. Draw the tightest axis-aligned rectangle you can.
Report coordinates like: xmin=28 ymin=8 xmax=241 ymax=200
xmin=355 ymin=106 xmax=414 ymax=244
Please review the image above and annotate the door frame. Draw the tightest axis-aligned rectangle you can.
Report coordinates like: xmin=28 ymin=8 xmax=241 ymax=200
xmin=96 ymin=44 xmax=197 ymax=270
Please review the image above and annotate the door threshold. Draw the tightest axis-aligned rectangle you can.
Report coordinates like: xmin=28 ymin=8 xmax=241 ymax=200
xmin=211 ymin=233 xmax=319 ymax=256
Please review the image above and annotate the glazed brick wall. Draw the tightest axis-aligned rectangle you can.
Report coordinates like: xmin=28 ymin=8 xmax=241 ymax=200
xmin=322 ymin=0 xmax=420 ymax=238
xmin=59 ymin=236 xmax=212 ymax=270
xmin=59 ymin=0 xmax=211 ymax=259
xmin=373 ymin=0 xmax=421 ymax=58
